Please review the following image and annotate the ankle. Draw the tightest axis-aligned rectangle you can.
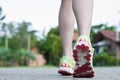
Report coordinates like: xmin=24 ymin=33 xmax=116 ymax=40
xmin=63 ymin=53 xmax=73 ymax=59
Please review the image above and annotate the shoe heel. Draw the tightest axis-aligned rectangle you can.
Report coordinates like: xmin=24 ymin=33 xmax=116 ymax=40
xmin=73 ymin=43 xmax=94 ymax=78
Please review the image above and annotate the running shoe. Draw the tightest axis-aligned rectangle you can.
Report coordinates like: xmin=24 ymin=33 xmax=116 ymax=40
xmin=58 ymin=56 xmax=75 ymax=75
xmin=73 ymin=35 xmax=94 ymax=78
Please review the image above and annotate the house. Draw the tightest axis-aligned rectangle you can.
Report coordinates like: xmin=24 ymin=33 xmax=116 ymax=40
xmin=93 ymin=30 xmax=120 ymax=59
xmin=73 ymin=30 xmax=120 ymax=59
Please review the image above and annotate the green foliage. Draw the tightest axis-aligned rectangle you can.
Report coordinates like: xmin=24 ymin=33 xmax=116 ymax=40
xmin=0 ymin=47 xmax=10 ymax=62
xmin=90 ymin=24 xmax=119 ymax=66
xmin=0 ymin=20 xmax=37 ymax=66
xmin=0 ymin=6 xmax=6 ymax=32
xmin=39 ymin=27 xmax=62 ymax=65
xmin=16 ymin=49 xmax=35 ymax=65
xmin=1 ymin=6 xmax=117 ymax=67
xmin=93 ymin=52 xmax=120 ymax=66
xmin=0 ymin=21 xmax=38 ymax=49
xmin=0 ymin=47 xmax=35 ymax=66
xmin=74 ymin=29 xmax=78 ymax=33
xmin=47 ymin=26 xmax=60 ymax=36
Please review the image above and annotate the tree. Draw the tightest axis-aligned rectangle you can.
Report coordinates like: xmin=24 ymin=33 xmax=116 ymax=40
xmin=39 ymin=27 xmax=62 ymax=65
xmin=0 ymin=6 xmax=7 ymax=49
xmin=0 ymin=6 xmax=38 ymax=66
xmin=0 ymin=6 xmax=6 ymax=28
xmin=0 ymin=21 xmax=37 ymax=66
xmin=5 ymin=21 xmax=38 ymax=50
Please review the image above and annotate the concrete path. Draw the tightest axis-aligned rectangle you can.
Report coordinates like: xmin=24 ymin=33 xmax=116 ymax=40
xmin=0 ymin=67 xmax=120 ymax=80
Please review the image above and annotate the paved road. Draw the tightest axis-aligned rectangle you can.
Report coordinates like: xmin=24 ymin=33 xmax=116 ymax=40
xmin=0 ymin=67 xmax=120 ymax=80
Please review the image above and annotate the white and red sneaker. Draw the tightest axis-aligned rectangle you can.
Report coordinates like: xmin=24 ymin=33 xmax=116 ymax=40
xmin=73 ymin=35 xmax=94 ymax=78
xmin=58 ymin=56 xmax=75 ymax=75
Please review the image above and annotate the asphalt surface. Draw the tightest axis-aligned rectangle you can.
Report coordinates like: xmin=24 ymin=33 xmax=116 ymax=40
xmin=0 ymin=67 xmax=120 ymax=80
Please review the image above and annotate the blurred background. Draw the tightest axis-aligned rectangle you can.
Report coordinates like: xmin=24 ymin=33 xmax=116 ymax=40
xmin=0 ymin=0 xmax=120 ymax=67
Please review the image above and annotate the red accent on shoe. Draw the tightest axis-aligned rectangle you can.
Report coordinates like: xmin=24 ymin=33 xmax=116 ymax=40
xmin=87 ymin=54 xmax=91 ymax=57
xmin=67 ymin=65 xmax=70 ymax=68
xmin=73 ymin=49 xmax=78 ymax=54
xmin=81 ymin=44 xmax=89 ymax=52
xmin=76 ymin=63 xmax=79 ymax=66
xmin=73 ymin=62 xmax=94 ymax=78
xmin=73 ymin=49 xmax=79 ymax=61
xmin=85 ymin=62 xmax=91 ymax=65
xmin=88 ymin=50 xmax=91 ymax=52
xmin=84 ymin=54 xmax=91 ymax=61
xmin=79 ymin=39 xmax=82 ymax=41
xmin=76 ymin=44 xmax=90 ymax=52
xmin=58 ymin=70 xmax=72 ymax=75
xmin=73 ymin=56 xmax=79 ymax=62
xmin=73 ymin=71 xmax=94 ymax=78
xmin=60 ymin=63 xmax=71 ymax=68
xmin=76 ymin=45 xmax=81 ymax=50
xmin=89 ymin=71 xmax=94 ymax=75
xmin=88 ymin=66 xmax=92 ymax=70
xmin=64 ymin=64 xmax=67 ymax=67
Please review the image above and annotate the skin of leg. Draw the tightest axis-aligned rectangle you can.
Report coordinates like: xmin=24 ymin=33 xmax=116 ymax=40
xmin=59 ymin=0 xmax=75 ymax=58
xmin=72 ymin=0 xmax=94 ymax=77
xmin=72 ymin=0 xmax=93 ymax=37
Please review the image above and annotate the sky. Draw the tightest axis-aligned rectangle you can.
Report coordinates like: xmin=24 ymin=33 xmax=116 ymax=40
xmin=0 ymin=0 xmax=120 ymax=36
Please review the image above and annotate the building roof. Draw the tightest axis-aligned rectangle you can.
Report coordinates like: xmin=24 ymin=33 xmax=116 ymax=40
xmin=100 ymin=30 xmax=120 ymax=42
xmin=73 ymin=30 xmax=120 ymax=42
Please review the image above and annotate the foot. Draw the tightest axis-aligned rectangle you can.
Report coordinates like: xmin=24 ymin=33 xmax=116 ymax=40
xmin=73 ymin=35 xmax=94 ymax=78
xmin=58 ymin=56 xmax=75 ymax=75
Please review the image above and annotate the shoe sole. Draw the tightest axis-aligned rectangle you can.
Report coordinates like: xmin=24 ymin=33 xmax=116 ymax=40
xmin=73 ymin=42 xmax=94 ymax=78
xmin=58 ymin=70 xmax=72 ymax=75
xmin=58 ymin=67 xmax=73 ymax=75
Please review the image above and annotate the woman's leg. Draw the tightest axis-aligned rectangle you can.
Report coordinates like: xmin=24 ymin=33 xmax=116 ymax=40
xmin=58 ymin=0 xmax=76 ymax=75
xmin=59 ymin=0 xmax=75 ymax=58
xmin=72 ymin=0 xmax=93 ymax=37
xmin=72 ymin=0 xmax=94 ymax=78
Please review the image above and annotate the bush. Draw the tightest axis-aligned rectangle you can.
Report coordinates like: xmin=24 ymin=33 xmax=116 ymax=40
xmin=93 ymin=52 xmax=120 ymax=66
xmin=0 ymin=47 xmax=35 ymax=66
xmin=0 ymin=47 xmax=10 ymax=66
xmin=16 ymin=49 xmax=35 ymax=66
